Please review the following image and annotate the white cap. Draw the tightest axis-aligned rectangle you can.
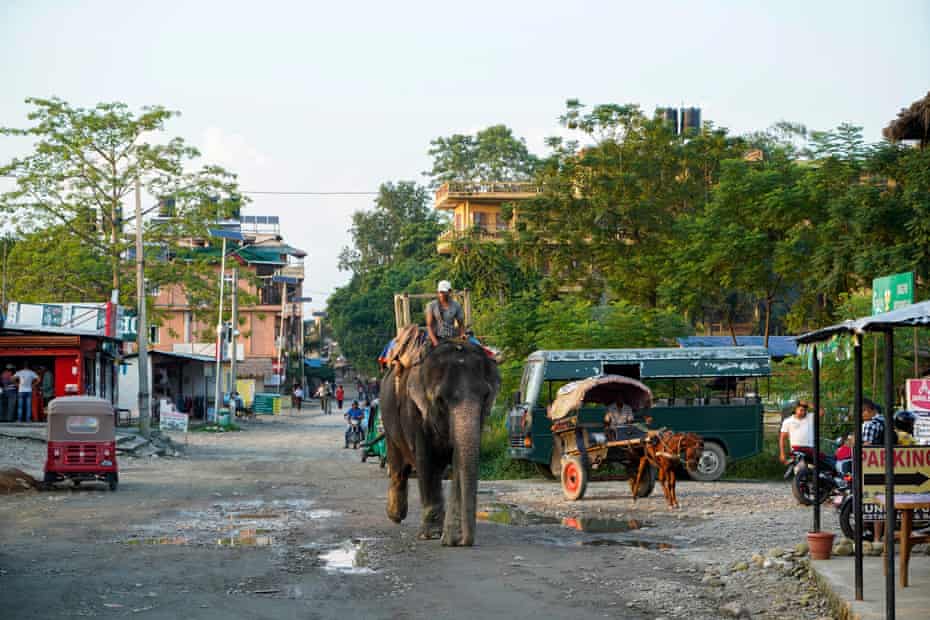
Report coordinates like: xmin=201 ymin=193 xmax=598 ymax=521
xmin=437 ymin=280 xmax=452 ymax=292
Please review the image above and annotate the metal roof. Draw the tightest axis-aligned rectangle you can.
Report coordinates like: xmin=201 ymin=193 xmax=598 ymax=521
xmin=529 ymin=346 xmax=770 ymax=362
xmin=677 ymin=336 xmax=798 ymax=358
xmin=797 ymin=300 xmax=930 ymax=344
xmin=123 ymin=350 xmax=216 ymax=364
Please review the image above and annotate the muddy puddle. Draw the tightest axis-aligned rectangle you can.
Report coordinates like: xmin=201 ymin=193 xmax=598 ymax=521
xmin=123 ymin=498 xmax=339 ymax=549
xmin=318 ymin=540 xmax=374 ymax=574
xmin=580 ymin=538 xmax=673 ymax=550
xmin=478 ymin=504 xmax=647 ymax=533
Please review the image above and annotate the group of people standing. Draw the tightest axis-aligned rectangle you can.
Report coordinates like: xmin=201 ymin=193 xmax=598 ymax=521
xmin=0 ymin=362 xmax=54 ymax=423
xmin=306 ymin=379 xmax=378 ymax=415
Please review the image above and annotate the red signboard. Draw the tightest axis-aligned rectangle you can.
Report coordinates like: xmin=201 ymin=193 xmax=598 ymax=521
xmin=907 ymin=379 xmax=930 ymax=411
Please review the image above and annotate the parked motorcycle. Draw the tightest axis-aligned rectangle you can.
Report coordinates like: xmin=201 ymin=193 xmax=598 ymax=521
xmin=836 ymin=489 xmax=930 ymax=541
xmin=784 ymin=444 xmax=848 ymax=506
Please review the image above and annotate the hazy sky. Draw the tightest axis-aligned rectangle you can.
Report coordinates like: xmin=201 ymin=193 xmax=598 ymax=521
xmin=2 ymin=0 xmax=928 ymax=311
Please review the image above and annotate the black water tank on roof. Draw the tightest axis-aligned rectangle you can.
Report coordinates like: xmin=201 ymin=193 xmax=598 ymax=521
xmin=682 ymin=107 xmax=702 ymax=134
xmin=656 ymin=107 xmax=679 ymax=133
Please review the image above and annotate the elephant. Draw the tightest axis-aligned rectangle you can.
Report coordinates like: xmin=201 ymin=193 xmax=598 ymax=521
xmin=379 ymin=339 xmax=500 ymax=547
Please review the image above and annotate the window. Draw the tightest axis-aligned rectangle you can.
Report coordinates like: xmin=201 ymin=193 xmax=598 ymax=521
xmin=66 ymin=416 xmax=100 ymax=434
xmin=42 ymin=305 xmax=63 ymax=327
xmin=149 ymin=325 xmax=160 ymax=344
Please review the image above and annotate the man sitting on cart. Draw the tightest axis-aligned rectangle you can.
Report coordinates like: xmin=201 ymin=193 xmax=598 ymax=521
xmin=604 ymin=402 xmax=650 ymax=442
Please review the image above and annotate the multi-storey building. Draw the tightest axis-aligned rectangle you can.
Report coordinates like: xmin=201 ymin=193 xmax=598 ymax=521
xmin=149 ymin=214 xmax=306 ymax=389
xmin=434 ymin=182 xmax=541 ymax=255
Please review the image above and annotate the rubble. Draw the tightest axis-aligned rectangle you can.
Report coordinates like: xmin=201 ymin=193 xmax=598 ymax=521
xmin=0 ymin=467 xmax=39 ymax=493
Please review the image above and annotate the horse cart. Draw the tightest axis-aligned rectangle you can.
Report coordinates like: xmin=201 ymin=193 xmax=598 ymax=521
xmin=549 ymin=375 xmax=658 ymax=501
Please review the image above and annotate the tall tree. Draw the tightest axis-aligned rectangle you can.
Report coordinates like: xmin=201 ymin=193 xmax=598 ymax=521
xmin=426 ymin=125 xmax=538 ymax=187
xmin=0 ymin=97 xmax=244 ymax=303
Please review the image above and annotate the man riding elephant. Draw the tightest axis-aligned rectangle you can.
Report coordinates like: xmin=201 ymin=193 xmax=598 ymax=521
xmin=380 ymin=282 xmax=499 ymax=547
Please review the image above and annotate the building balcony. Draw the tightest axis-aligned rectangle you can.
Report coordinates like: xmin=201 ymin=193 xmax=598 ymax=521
xmin=434 ymin=181 xmax=542 ymax=210
xmin=436 ymin=226 xmax=510 ymax=255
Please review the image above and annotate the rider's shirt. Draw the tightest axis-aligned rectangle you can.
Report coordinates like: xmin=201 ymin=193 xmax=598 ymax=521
xmin=781 ymin=414 xmax=814 ymax=447
xmin=346 ymin=406 xmax=364 ymax=420
xmin=426 ymin=299 xmax=464 ymax=340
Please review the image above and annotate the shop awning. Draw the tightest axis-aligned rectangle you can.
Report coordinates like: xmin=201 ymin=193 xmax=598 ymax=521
xmin=797 ymin=300 xmax=930 ymax=344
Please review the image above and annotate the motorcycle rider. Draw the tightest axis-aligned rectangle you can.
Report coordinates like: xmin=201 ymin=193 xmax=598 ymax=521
xmin=894 ymin=410 xmax=917 ymax=445
xmin=344 ymin=400 xmax=364 ymax=448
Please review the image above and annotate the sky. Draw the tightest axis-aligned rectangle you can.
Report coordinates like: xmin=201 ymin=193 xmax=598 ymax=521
xmin=1 ymin=0 xmax=928 ymax=313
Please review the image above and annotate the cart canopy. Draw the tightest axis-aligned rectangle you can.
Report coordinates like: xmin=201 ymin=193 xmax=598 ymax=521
xmin=47 ymin=396 xmax=115 ymax=441
xmin=547 ymin=374 xmax=653 ymax=420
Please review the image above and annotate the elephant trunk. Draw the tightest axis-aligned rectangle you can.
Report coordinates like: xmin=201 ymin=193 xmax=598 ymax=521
xmin=452 ymin=404 xmax=482 ymax=546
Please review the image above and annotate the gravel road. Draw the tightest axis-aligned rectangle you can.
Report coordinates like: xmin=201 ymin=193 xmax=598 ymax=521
xmin=0 ymin=407 xmax=836 ymax=619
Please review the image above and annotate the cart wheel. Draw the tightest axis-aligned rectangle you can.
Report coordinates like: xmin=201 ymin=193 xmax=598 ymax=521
xmin=380 ymin=455 xmax=387 ymax=469
xmin=561 ymin=457 xmax=588 ymax=501
xmin=629 ymin=463 xmax=656 ymax=498
xmin=361 ymin=449 xmax=369 ymax=463
xmin=71 ymin=479 xmax=81 ymax=488
xmin=106 ymin=473 xmax=118 ymax=492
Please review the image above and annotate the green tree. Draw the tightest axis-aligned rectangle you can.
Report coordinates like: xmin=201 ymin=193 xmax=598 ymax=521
xmin=0 ymin=97 xmax=244 ymax=304
xmin=426 ymin=125 xmax=538 ymax=186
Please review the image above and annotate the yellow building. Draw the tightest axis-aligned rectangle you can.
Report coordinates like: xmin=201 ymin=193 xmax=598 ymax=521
xmin=434 ymin=182 xmax=541 ymax=255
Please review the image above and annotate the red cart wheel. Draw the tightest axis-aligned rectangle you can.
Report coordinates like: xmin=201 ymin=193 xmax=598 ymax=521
xmin=561 ymin=456 xmax=588 ymax=501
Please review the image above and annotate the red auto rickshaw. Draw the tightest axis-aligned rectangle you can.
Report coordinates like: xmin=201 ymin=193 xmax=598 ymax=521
xmin=44 ymin=396 xmax=119 ymax=491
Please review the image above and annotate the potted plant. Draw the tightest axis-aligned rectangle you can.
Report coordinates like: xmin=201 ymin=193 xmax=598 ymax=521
xmin=807 ymin=530 xmax=836 ymax=560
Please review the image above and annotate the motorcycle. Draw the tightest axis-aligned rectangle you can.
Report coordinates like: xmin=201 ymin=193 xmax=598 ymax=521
xmin=784 ymin=445 xmax=848 ymax=506
xmin=346 ymin=417 xmax=364 ymax=449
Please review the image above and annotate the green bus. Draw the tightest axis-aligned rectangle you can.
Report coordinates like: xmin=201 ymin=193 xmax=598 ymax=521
xmin=506 ymin=347 xmax=772 ymax=481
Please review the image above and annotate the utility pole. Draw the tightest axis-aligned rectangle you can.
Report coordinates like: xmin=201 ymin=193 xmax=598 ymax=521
xmin=212 ymin=237 xmax=228 ymax=422
xmin=1 ymin=237 xmax=7 ymax=311
xmin=135 ymin=177 xmax=151 ymax=438
xmin=278 ymin=279 xmax=287 ymax=396
xmin=229 ymin=265 xmax=239 ymax=406
xmin=298 ymin=303 xmax=305 ymax=391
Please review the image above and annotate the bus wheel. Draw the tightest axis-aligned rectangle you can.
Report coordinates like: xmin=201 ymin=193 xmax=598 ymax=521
xmin=561 ymin=457 xmax=588 ymax=501
xmin=687 ymin=442 xmax=727 ymax=482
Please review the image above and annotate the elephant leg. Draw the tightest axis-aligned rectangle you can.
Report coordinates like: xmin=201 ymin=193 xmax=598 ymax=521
xmin=386 ymin=439 xmax=411 ymax=524
xmin=415 ymin=433 xmax=445 ymax=540
xmin=441 ymin=463 xmax=463 ymax=546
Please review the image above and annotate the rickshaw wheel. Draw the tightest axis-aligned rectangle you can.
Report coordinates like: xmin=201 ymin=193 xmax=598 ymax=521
xmin=379 ymin=455 xmax=387 ymax=469
xmin=629 ymin=463 xmax=656 ymax=498
xmin=106 ymin=473 xmax=118 ymax=492
xmin=561 ymin=457 xmax=588 ymax=501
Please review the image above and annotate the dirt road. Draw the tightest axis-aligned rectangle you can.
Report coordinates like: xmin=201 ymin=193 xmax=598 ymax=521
xmin=0 ymin=406 xmax=834 ymax=619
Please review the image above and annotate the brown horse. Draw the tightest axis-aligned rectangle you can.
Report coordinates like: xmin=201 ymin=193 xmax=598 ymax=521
xmin=633 ymin=431 xmax=703 ymax=509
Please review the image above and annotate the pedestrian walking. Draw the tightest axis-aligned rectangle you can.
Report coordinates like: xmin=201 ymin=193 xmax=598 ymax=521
xmin=14 ymin=363 xmax=39 ymax=423
xmin=293 ymin=384 xmax=304 ymax=411
xmin=336 ymin=385 xmax=344 ymax=410
xmin=316 ymin=382 xmax=332 ymax=415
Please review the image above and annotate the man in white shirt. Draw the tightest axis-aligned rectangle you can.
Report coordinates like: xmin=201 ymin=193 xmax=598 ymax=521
xmin=779 ymin=401 xmax=815 ymax=464
xmin=14 ymin=364 xmax=39 ymax=423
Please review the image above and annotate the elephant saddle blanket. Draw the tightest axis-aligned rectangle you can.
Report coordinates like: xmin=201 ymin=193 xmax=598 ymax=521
xmin=386 ymin=324 xmax=430 ymax=370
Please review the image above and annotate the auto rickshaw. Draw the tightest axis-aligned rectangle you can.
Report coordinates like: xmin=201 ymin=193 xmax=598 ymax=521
xmin=547 ymin=375 xmax=657 ymax=501
xmin=44 ymin=396 xmax=119 ymax=491
xmin=360 ymin=401 xmax=386 ymax=468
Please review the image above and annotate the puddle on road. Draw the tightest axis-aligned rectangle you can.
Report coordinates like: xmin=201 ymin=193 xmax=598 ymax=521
xmin=477 ymin=504 xmax=561 ymax=526
xmin=561 ymin=516 xmax=644 ymax=533
xmin=478 ymin=504 xmax=648 ymax=533
xmin=126 ymin=536 xmax=189 ymax=545
xmin=217 ymin=528 xmax=274 ymax=547
xmin=319 ymin=540 xmax=373 ymax=574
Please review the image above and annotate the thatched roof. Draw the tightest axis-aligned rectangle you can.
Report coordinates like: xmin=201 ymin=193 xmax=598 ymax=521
xmin=883 ymin=91 xmax=930 ymax=147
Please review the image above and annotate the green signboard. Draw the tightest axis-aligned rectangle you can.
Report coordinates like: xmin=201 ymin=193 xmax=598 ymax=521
xmin=872 ymin=272 xmax=914 ymax=314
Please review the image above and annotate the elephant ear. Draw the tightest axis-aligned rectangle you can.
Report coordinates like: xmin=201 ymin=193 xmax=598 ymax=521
xmin=406 ymin=366 xmax=430 ymax=422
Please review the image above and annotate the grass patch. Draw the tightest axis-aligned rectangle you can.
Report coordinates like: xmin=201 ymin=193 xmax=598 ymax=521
xmin=479 ymin=414 xmax=540 ymax=480
xmin=723 ymin=435 xmax=786 ymax=480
